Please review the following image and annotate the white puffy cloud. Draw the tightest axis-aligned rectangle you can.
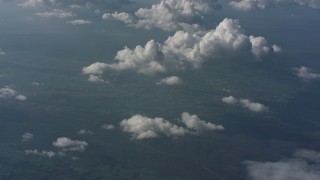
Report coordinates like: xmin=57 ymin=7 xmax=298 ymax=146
xmin=245 ymin=149 xmax=320 ymax=180
xmin=120 ymin=113 xmax=224 ymax=140
xmin=77 ymin=129 xmax=93 ymax=135
xmin=240 ymin=99 xmax=269 ymax=112
xmin=83 ymin=18 xmax=278 ymax=78
xmin=25 ymin=149 xmax=56 ymax=158
xmin=52 ymin=137 xmax=88 ymax=152
xmin=157 ymin=76 xmax=182 ymax=85
xmin=102 ymin=12 xmax=134 ymax=24
xmin=222 ymin=96 xmax=238 ymax=104
xmin=88 ymin=75 xmax=106 ymax=83
xmin=18 ymin=0 xmax=43 ymax=8
xmin=101 ymin=124 xmax=115 ymax=130
xmin=294 ymin=66 xmax=320 ymax=81
xmin=222 ymin=96 xmax=269 ymax=112
xmin=249 ymin=36 xmax=270 ymax=59
xmin=229 ymin=0 xmax=320 ymax=11
xmin=0 ymin=86 xmax=27 ymax=101
xmin=181 ymin=112 xmax=224 ymax=132
xmin=0 ymin=48 xmax=5 ymax=55
xmin=120 ymin=115 xmax=188 ymax=139
xmin=21 ymin=133 xmax=34 ymax=142
xmin=68 ymin=19 xmax=91 ymax=25
xmin=35 ymin=9 xmax=74 ymax=18
xmin=272 ymin=44 xmax=282 ymax=53
xmin=102 ymin=0 xmax=220 ymax=32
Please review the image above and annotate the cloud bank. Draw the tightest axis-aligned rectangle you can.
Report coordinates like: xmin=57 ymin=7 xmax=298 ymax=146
xmin=245 ymin=149 xmax=320 ymax=180
xmin=120 ymin=112 xmax=224 ymax=140
xmin=229 ymin=0 xmax=320 ymax=11
xmin=102 ymin=0 xmax=221 ymax=32
xmin=83 ymin=18 xmax=279 ymax=79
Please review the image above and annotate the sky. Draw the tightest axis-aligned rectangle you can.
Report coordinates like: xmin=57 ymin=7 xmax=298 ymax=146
xmin=1 ymin=0 xmax=320 ymax=179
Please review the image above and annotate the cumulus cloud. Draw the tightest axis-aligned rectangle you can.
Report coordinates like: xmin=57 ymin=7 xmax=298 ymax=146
xmin=120 ymin=112 xmax=224 ymax=139
xmin=120 ymin=115 xmax=188 ymax=139
xmin=102 ymin=0 xmax=221 ymax=32
xmin=229 ymin=0 xmax=320 ymax=11
xmin=88 ymin=75 xmax=106 ymax=83
xmin=77 ymin=129 xmax=93 ymax=135
xmin=240 ymin=99 xmax=269 ymax=112
xmin=83 ymin=18 xmax=279 ymax=78
xmin=222 ymin=96 xmax=268 ymax=112
xmin=181 ymin=112 xmax=224 ymax=132
xmin=245 ymin=149 xmax=320 ymax=180
xmin=157 ymin=76 xmax=182 ymax=85
xmin=35 ymin=9 xmax=74 ymax=18
xmin=18 ymin=0 xmax=43 ymax=7
xmin=68 ymin=19 xmax=91 ymax=25
xmin=222 ymin=96 xmax=238 ymax=104
xmin=101 ymin=124 xmax=115 ymax=130
xmin=25 ymin=149 xmax=56 ymax=158
xmin=52 ymin=137 xmax=88 ymax=152
xmin=272 ymin=44 xmax=282 ymax=53
xmin=0 ymin=86 xmax=27 ymax=101
xmin=21 ymin=133 xmax=34 ymax=142
xmin=294 ymin=66 xmax=320 ymax=81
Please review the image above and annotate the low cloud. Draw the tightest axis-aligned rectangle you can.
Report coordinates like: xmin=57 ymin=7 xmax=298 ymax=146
xmin=21 ymin=133 xmax=34 ymax=142
xmin=88 ymin=75 xmax=106 ymax=83
xmin=18 ymin=0 xmax=43 ymax=8
xmin=83 ymin=18 xmax=279 ymax=78
xmin=102 ymin=0 xmax=221 ymax=32
xmin=0 ymin=86 xmax=27 ymax=101
xmin=101 ymin=124 xmax=115 ymax=130
xmin=229 ymin=0 xmax=320 ymax=11
xmin=222 ymin=96 xmax=268 ymax=112
xmin=294 ymin=66 xmax=320 ymax=81
xmin=35 ymin=9 xmax=75 ymax=18
xmin=120 ymin=112 xmax=224 ymax=140
xmin=181 ymin=112 xmax=224 ymax=132
xmin=68 ymin=19 xmax=91 ymax=25
xmin=52 ymin=137 xmax=88 ymax=152
xmin=157 ymin=76 xmax=182 ymax=85
xmin=77 ymin=129 xmax=93 ymax=135
xmin=245 ymin=149 xmax=320 ymax=180
xmin=25 ymin=149 xmax=56 ymax=158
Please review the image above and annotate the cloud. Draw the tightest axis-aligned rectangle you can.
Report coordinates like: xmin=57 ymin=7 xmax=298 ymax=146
xmin=102 ymin=0 xmax=221 ymax=32
xmin=83 ymin=18 xmax=279 ymax=78
xmin=52 ymin=137 xmax=88 ymax=152
xmin=0 ymin=48 xmax=5 ymax=55
xmin=0 ymin=86 xmax=27 ymax=101
xmin=222 ymin=96 xmax=268 ymax=112
xmin=21 ymin=133 xmax=34 ymax=142
xmin=77 ymin=129 xmax=93 ymax=135
xmin=101 ymin=124 xmax=115 ymax=130
xmin=68 ymin=19 xmax=91 ymax=25
xmin=181 ymin=112 xmax=224 ymax=132
xmin=120 ymin=112 xmax=224 ymax=140
xmin=88 ymin=75 xmax=106 ymax=83
xmin=120 ymin=114 xmax=188 ymax=139
xmin=25 ymin=149 xmax=56 ymax=158
xmin=69 ymin=4 xmax=81 ymax=9
xmin=35 ymin=9 xmax=75 ymax=18
xmin=245 ymin=149 xmax=320 ymax=180
xmin=229 ymin=0 xmax=320 ymax=11
xmin=272 ymin=44 xmax=282 ymax=53
xmin=222 ymin=96 xmax=238 ymax=104
xmin=18 ymin=0 xmax=43 ymax=7
xmin=240 ymin=99 xmax=269 ymax=112
xmin=294 ymin=66 xmax=320 ymax=81
xmin=157 ymin=76 xmax=182 ymax=85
